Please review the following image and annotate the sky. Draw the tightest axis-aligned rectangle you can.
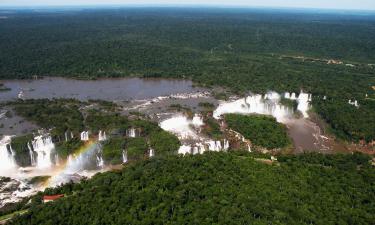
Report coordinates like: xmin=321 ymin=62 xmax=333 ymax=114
xmin=0 ymin=0 xmax=375 ymax=11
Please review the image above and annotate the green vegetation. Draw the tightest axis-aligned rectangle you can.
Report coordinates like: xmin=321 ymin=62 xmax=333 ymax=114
xmin=280 ymin=98 xmax=298 ymax=111
xmin=0 ymin=9 xmax=374 ymax=142
xmin=225 ymin=114 xmax=291 ymax=149
xmin=314 ymin=98 xmax=375 ymax=142
xmin=10 ymin=99 xmax=84 ymax=135
xmin=126 ymin=137 xmax=148 ymax=161
xmin=102 ymin=138 xmax=125 ymax=164
xmin=202 ymin=117 xmax=223 ymax=140
xmin=8 ymin=152 xmax=374 ymax=225
xmin=85 ymin=110 xmax=129 ymax=133
xmin=149 ymin=130 xmax=180 ymax=155
xmin=55 ymin=138 xmax=84 ymax=159
xmin=11 ymin=134 xmax=33 ymax=167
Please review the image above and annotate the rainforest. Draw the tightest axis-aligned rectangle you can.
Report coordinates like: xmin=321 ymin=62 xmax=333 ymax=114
xmin=0 ymin=7 xmax=374 ymax=225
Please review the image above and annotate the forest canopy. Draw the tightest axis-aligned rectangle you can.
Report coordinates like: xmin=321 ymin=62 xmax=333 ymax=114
xmin=225 ymin=114 xmax=291 ymax=149
xmin=8 ymin=152 xmax=375 ymax=225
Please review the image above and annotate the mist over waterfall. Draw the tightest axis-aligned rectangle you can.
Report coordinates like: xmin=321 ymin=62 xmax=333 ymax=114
xmin=284 ymin=91 xmax=312 ymax=118
xmin=214 ymin=91 xmax=312 ymax=122
xmin=32 ymin=135 xmax=55 ymax=169
xmin=0 ymin=136 xmax=17 ymax=171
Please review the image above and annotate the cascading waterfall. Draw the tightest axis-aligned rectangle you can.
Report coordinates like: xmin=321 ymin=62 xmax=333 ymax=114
xmin=98 ymin=130 xmax=107 ymax=141
xmin=127 ymin=128 xmax=137 ymax=138
xmin=192 ymin=114 xmax=204 ymax=127
xmin=32 ymin=135 xmax=55 ymax=169
xmin=27 ymin=141 xmax=36 ymax=166
xmin=206 ymin=139 xmax=229 ymax=152
xmin=122 ymin=150 xmax=128 ymax=163
xmin=284 ymin=91 xmax=312 ymax=118
xmin=80 ymin=131 xmax=89 ymax=141
xmin=214 ymin=91 xmax=312 ymax=122
xmin=65 ymin=132 xmax=68 ymax=142
xmin=0 ymin=136 xmax=17 ymax=171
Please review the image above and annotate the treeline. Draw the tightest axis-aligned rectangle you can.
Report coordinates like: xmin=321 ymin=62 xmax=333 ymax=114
xmin=8 ymin=152 xmax=375 ymax=225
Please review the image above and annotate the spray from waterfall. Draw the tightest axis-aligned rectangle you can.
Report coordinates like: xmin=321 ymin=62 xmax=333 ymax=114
xmin=32 ymin=135 xmax=55 ymax=169
xmin=0 ymin=136 xmax=17 ymax=171
xmin=214 ymin=91 xmax=312 ymax=122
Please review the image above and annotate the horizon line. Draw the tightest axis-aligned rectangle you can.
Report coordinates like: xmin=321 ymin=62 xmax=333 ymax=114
xmin=1 ymin=4 xmax=375 ymax=12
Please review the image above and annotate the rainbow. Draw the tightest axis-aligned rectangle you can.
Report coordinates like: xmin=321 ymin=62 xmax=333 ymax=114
xmin=44 ymin=140 xmax=99 ymax=187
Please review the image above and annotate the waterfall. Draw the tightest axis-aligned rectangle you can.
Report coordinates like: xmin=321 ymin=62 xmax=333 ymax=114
xmin=206 ymin=140 xmax=223 ymax=152
xmin=80 ymin=131 xmax=89 ymax=141
xmin=348 ymin=100 xmax=359 ymax=107
xmin=55 ymin=153 xmax=61 ymax=166
xmin=32 ymin=135 xmax=55 ymax=169
xmin=96 ymin=155 xmax=104 ymax=168
xmin=223 ymin=139 xmax=230 ymax=150
xmin=127 ymin=128 xmax=137 ymax=138
xmin=0 ymin=136 xmax=17 ymax=171
xmin=70 ymin=132 xmax=74 ymax=139
xmin=192 ymin=114 xmax=204 ymax=127
xmin=98 ymin=130 xmax=107 ymax=141
xmin=296 ymin=92 xmax=311 ymax=118
xmin=214 ymin=91 xmax=312 ymax=122
xmin=178 ymin=145 xmax=193 ymax=155
xmin=122 ymin=150 xmax=128 ymax=163
xmin=65 ymin=132 xmax=68 ymax=142
xmin=149 ymin=148 xmax=155 ymax=157
xmin=27 ymin=141 xmax=36 ymax=166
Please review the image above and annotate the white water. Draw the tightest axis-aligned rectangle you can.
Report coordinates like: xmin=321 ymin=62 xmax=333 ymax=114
xmin=160 ymin=114 xmax=200 ymax=139
xmin=49 ymin=143 xmax=103 ymax=186
xmin=149 ymin=148 xmax=155 ymax=157
xmin=32 ymin=135 xmax=55 ymax=169
xmin=80 ymin=131 xmax=89 ymax=141
xmin=122 ymin=150 xmax=128 ymax=163
xmin=214 ymin=91 xmax=312 ymax=122
xmin=286 ymin=91 xmax=312 ymax=118
xmin=98 ymin=130 xmax=107 ymax=141
xmin=0 ymin=136 xmax=17 ymax=171
xmin=27 ymin=142 xmax=36 ymax=166
xmin=127 ymin=128 xmax=138 ymax=138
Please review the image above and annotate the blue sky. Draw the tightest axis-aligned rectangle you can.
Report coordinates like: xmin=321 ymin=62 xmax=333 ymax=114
xmin=1 ymin=0 xmax=375 ymax=10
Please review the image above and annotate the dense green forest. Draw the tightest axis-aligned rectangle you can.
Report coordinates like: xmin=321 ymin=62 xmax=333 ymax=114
xmin=225 ymin=114 xmax=291 ymax=149
xmin=8 ymin=152 xmax=374 ymax=225
xmin=0 ymin=8 xmax=374 ymax=142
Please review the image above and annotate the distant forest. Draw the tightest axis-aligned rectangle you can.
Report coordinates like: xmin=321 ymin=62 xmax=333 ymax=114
xmin=0 ymin=8 xmax=374 ymax=142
